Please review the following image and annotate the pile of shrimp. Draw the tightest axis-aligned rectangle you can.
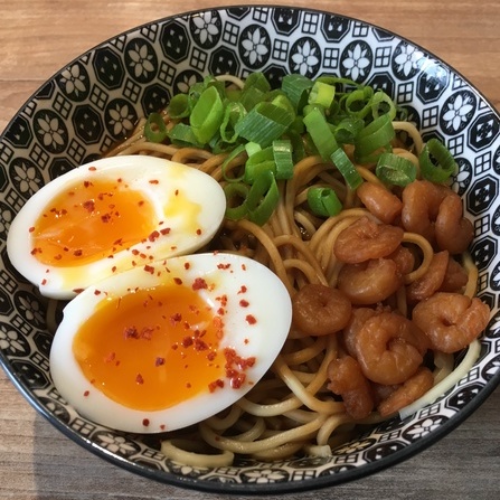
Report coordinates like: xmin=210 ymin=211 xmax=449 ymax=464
xmin=292 ymin=178 xmax=490 ymax=418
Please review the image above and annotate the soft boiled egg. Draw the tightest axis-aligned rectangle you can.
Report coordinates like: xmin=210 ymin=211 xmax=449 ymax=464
xmin=49 ymin=252 xmax=292 ymax=433
xmin=7 ymin=156 xmax=226 ymax=299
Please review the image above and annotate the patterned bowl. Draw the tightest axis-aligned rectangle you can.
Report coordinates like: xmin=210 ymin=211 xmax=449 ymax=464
xmin=1 ymin=5 xmax=499 ymax=494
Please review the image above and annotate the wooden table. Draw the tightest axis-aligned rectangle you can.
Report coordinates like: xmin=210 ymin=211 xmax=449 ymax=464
xmin=0 ymin=1 xmax=499 ymax=499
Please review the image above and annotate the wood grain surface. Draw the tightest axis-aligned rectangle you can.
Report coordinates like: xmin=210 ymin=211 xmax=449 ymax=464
xmin=0 ymin=1 xmax=499 ymax=499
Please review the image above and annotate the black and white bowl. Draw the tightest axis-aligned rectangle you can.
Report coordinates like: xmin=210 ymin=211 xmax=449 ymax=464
xmin=0 ymin=5 xmax=499 ymax=494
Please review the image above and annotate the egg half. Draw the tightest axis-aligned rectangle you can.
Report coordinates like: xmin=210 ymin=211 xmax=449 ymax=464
xmin=7 ymin=156 xmax=226 ymax=299
xmin=49 ymin=252 xmax=292 ymax=433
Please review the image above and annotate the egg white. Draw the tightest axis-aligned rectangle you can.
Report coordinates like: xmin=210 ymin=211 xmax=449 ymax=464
xmin=7 ymin=156 xmax=226 ymax=299
xmin=49 ymin=252 xmax=292 ymax=434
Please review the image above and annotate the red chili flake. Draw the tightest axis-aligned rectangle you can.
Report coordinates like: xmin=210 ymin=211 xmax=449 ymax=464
xmin=131 ymin=249 xmax=140 ymax=256
xmin=226 ymin=368 xmax=238 ymax=378
xmin=144 ymin=264 xmax=155 ymax=274
xmin=138 ymin=200 xmax=145 ymax=207
xmin=174 ymin=277 xmax=183 ymax=285
xmin=73 ymin=288 xmax=84 ymax=294
xmin=94 ymin=289 xmax=102 ymax=296
xmin=246 ymin=314 xmax=257 ymax=325
xmin=184 ymin=262 xmax=190 ymax=270
xmin=217 ymin=263 xmax=231 ymax=270
xmin=141 ymin=327 xmax=154 ymax=340
xmin=217 ymin=307 xmax=225 ymax=316
xmin=83 ymin=200 xmax=95 ymax=212
xmin=194 ymin=338 xmax=208 ymax=351
xmin=30 ymin=247 xmax=41 ymax=255
xmin=230 ymin=373 xmax=246 ymax=389
xmin=148 ymin=230 xmax=160 ymax=242
xmin=114 ymin=238 xmax=123 ymax=246
xmin=54 ymin=254 xmax=62 ymax=260
xmin=242 ymin=264 xmax=247 ymax=271
xmin=186 ymin=383 xmax=192 ymax=388
xmin=239 ymin=299 xmax=249 ymax=308
xmin=111 ymin=266 xmax=117 ymax=273
xmin=104 ymin=352 xmax=116 ymax=363
xmin=170 ymin=313 xmax=182 ymax=323
xmin=171 ymin=344 xmax=178 ymax=350
xmin=140 ymin=253 xmax=147 ymax=259
xmin=83 ymin=390 xmax=90 ymax=397
xmin=160 ymin=227 xmax=171 ymax=236
xmin=182 ymin=336 xmax=193 ymax=348
xmin=207 ymin=351 xmax=216 ymax=362
xmin=142 ymin=418 xmax=150 ymax=427
xmin=136 ymin=374 xmax=144 ymax=384
xmin=149 ymin=179 xmax=159 ymax=184
xmin=88 ymin=166 xmax=97 ymax=171
xmin=196 ymin=228 xmax=202 ymax=235
xmin=160 ymin=424 xmax=166 ymax=431
xmin=175 ymin=189 xmax=179 ymax=196
xmin=238 ymin=285 xmax=247 ymax=294
xmin=170 ymin=246 xmax=178 ymax=251
xmin=73 ymin=249 xmax=83 ymax=257
xmin=41 ymin=279 xmax=47 ymax=285
xmin=244 ymin=338 xmax=249 ymax=344
xmin=155 ymin=357 xmax=165 ymax=367
xmin=29 ymin=226 xmax=35 ymax=233
xmin=102 ymin=213 xmax=112 ymax=223
xmin=216 ymin=294 xmax=228 ymax=306
xmin=124 ymin=326 xmax=139 ymax=339
xmin=208 ymin=379 xmax=224 ymax=393
xmin=192 ymin=277 xmax=208 ymax=290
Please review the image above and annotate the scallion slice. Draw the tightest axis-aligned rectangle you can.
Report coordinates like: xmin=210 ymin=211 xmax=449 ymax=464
xmin=307 ymin=187 xmax=343 ymax=217
xmin=189 ymin=85 xmax=224 ymax=144
xmin=354 ymin=113 xmax=395 ymax=162
xmin=144 ymin=112 xmax=168 ymax=143
xmin=272 ymin=140 xmax=294 ymax=180
xmin=220 ymin=101 xmax=246 ymax=143
xmin=308 ymin=81 xmax=335 ymax=109
xmin=331 ymin=148 xmax=363 ymax=190
xmin=246 ymin=170 xmax=280 ymax=226
xmin=376 ymin=152 xmax=417 ymax=186
xmin=419 ymin=138 xmax=457 ymax=182
xmin=303 ymin=107 xmax=339 ymax=160
xmin=281 ymin=74 xmax=313 ymax=112
xmin=224 ymin=182 xmax=249 ymax=221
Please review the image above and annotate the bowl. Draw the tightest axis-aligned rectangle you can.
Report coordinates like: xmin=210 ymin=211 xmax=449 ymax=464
xmin=1 ymin=5 xmax=499 ymax=494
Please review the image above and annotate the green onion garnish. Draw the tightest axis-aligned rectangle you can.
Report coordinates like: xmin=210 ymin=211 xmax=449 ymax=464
xmin=272 ymin=140 xmax=294 ymax=180
xmin=303 ymin=107 xmax=339 ymax=160
xmin=331 ymin=148 xmax=363 ymax=190
xmin=144 ymin=112 xmax=168 ymax=143
xmin=246 ymin=170 xmax=280 ymax=226
xmin=190 ymin=86 xmax=224 ymax=144
xmin=307 ymin=187 xmax=343 ymax=217
xmin=354 ymin=113 xmax=395 ymax=163
xmin=376 ymin=152 xmax=417 ymax=186
xmin=419 ymin=138 xmax=457 ymax=182
xmin=224 ymin=182 xmax=249 ymax=221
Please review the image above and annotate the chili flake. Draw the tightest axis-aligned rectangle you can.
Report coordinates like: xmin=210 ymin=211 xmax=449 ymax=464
xmin=246 ymin=314 xmax=257 ymax=325
xmin=192 ymin=277 xmax=208 ymax=290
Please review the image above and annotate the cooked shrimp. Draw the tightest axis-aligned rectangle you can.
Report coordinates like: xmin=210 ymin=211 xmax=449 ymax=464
xmin=338 ymin=258 xmax=402 ymax=305
xmin=377 ymin=366 xmax=434 ymax=417
xmin=292 ymin=283 xmax=352 ymax=336
xmin=357 ymin=182 xmax=403 ymax=224
xmin=406 ymin=250 xmax=449 ymax=302
xmin=435 ymin=193 xmax=474 ymax=255
xmin=342 ymin=307 xmax=377 ymax=358
xmin=439 ymin=257 xmax=469 ymax=293
xmin=388 ymin=245 xmax=415 ymax=276
xmin=412 ymin=292 xmax=490 ymax=353
xmin=327 ymin=356 xmax=375 ymax=420
xmin=355 ymin=312 xmax=429 ymax=385
xmin=401 ymin=179 xmax=446 ymax=241
xmin=334 ymin=216 xmax=404 ymax=264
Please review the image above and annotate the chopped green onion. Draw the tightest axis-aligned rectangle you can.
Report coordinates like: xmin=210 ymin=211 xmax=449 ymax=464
xmin=419 ymin=138 xmax=457 ymax=182
xmin=376 ymin=152 xmax=417 ymax=186
xmin=167 ymin=94 xmax=190 ymax=119
xmin=246 ymin=170 xmax=280 ymax=226
xmin=303 ymin=107 xmax=339 ymax=161
xmin=144 ymin=112 xmax=168 ymax=143
xmin=221 ymin=144 xmax=247 ymax=182
xmin=239 ymin=86 xmax=266 ymax=111
xmin=343 ymin=86 xmax=374 ymax=118
xmin=167 ymin=122 xmax=200 ymax=146
xmin=281 ymin=74 xmax=313 ymax=112
xmin=334 ymin=117 xmax=364 ymax=144
xmin=331 ymin=148 xmax=363 ymax=190
xmin=189 ymin=86 xmax=224 ymax=144
xmin=272 ymin=140 xmax=294 ymax=180
xmin=224 ymin=182 xmax=249 ymax=220
xmin=244 ymin=72 xmax=271 ymax=93
xmin=354 ymin=113 xmax=395 ymax=163
xmin=235 ymin=102 xmax=295 ymax=147
xmin=370 ymin=90 xmax=397 ymax=120
xmin=245 ymin=142 xmax=262 ymax=157
xmin=307 ymin=187 xmax=343 ymax=217
xmin=220 ymin=102 xmax=246 ymax=143
xmin=308 ymin=81 xmax=335 ymax=109
xmin=244 ymin=146 xmax=275 ymax=184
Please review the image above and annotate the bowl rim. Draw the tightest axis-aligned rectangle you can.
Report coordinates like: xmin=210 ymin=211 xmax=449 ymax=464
xmin=1 ymin=3 xmax=500 ymax=495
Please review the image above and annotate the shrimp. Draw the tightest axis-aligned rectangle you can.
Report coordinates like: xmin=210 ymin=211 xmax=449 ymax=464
xmin=327 ymin=356 xmax=375 ymax=420
xmin=342 ymin=307 xmax=377 ymax=358
xmin=435 ymin=193 xmax=474 ymax=255
xmin=389 ymin=245 xmax=415 ymax=276
xmin=355 ymin=312 xmax=430 ymax=385
xmin=334 ymin=216 xmax=404 ymax=264
xmin=377 ymin=367 xmax=434 ymax=417
xmin=401 ymin=179 xmax=446 ymax=241
xmin=357 ymin=182 xmax=403 ymax=225
xmin=412 ymin=292 xmax=490 ymax=353
xmin=292 ymin=283 xmax=352 ymax=336
xmin=406 ymin=250 xmax=449 ymax=302
xmin=338 ymin=258 xmax=402 ymax=305
xmin=439 ymin=257 xmax=469 ymax=293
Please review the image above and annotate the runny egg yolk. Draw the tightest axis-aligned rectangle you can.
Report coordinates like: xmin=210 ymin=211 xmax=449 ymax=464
xmin=72 ymin=283 xmax=225 ymax=411
xmin=31 ymin=178 xmax=157 ymax=266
